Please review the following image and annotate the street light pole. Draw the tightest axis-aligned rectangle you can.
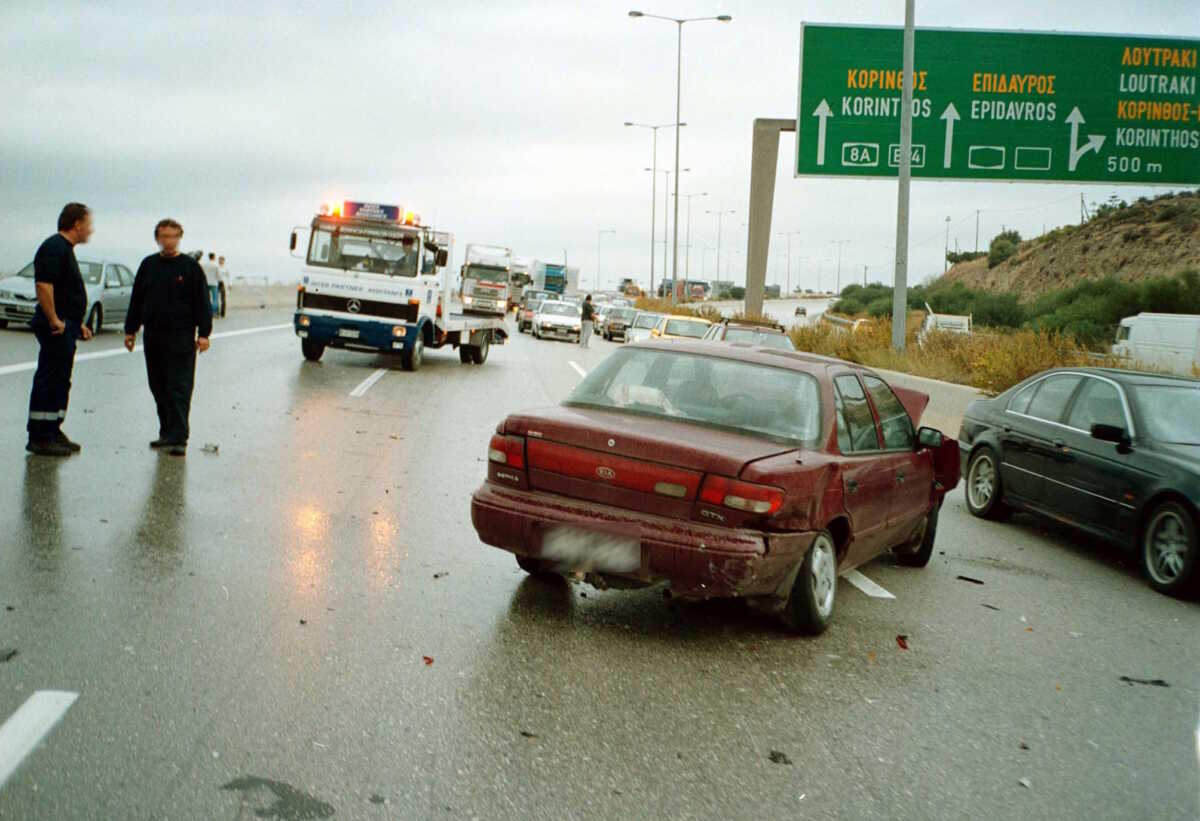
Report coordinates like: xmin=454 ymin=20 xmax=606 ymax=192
xmin=629 ymin=9 xmax=731 ymax=303
xmin=706 ymin=208 xmax=735 ymax=297
xmin=596 ymin=229 xmax=616 ymax=291
xmin=673 ymin=191 xmax=707 ymax=281
xmin=625 ymin=121 xmax=682 ymax=298
xmin=830 ymin=239 xmax=849 ymax=295
xmin=944 ymin=215 xmax=951 ymax=273
xmin=649 ymin=167 xmax=688 ymax=298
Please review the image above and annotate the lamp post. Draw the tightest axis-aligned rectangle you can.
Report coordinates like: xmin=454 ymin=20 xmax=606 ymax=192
xmin=625 ymin=121 xmax=683 ymax=297
xmin=671 ymin=191 xmax=707 ymax=280
xmin=628 ymin=9 xmax=731 ymax=303
xmin=596 ymin=229 xmax=616 ymax=291
xmin=829 ymin=239 xmax=849 ymax=296
xmin=776 ymin=230 xmax=801 ymax=302
xmin=944 ymin=215 xmax=952 ymax=273
xmin=706 ymin=208 xmax=735 ymax=297
xmin=647 ymin=167 xmax=688 ymax=297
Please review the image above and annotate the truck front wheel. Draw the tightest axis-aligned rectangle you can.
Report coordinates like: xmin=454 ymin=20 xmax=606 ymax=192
xmin=402 ymin=337 xmax=424 ymax=371
xmin=301 ymin=338 xmax=325 ymax=362
xmin=470 ymin=337 xmax=489 ymax=365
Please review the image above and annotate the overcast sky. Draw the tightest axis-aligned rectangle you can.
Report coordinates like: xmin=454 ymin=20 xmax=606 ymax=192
xmin=0 ymin=0 xmax=1195 ymax=292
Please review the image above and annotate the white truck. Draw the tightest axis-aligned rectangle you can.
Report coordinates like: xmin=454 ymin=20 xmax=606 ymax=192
xmin=1112 ymin=313 xmax=1200 ymax=376
xmin=291 ymin=201 xmax=507 ymax=371
xmin=460 ymin=243 xmax=512 ymax=317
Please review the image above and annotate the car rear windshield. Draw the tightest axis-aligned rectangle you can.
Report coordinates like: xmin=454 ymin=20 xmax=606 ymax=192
xmin=664 ymin=319 xmax=708 ymax=338
xmin=609 ymin=308 xmax=636 ymax=321
xmin=1133 ymin=384 xmax=1200 ymax=444
xmin=722 ymin=327 xmax=794 ymax=349
xmin=566 ymin=348 xmax=822 ymax=445
xmin=633 ymin=314 xmax=661 ymax=329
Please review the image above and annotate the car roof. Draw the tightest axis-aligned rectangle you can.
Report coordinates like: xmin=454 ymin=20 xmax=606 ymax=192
xmin=1035 ymin=366 xmax=1200 ymax=388
xmin=628 ymin=337 xmax=863 ymax=376
xmin=719 ymin=319 xmax=786 ymax=333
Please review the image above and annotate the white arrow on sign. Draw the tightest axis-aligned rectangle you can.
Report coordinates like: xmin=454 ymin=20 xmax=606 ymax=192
xmin=813 ymin=99 xmax=833 ymax=166
xmin=1066 ymin=107 xmax=1105 ymax=171
xmin=940 ymin=102 xmax=960 ymax=169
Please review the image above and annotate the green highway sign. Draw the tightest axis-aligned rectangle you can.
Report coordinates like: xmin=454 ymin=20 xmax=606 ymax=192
xmin=796 ymin=25 xmax=1200 ymax=184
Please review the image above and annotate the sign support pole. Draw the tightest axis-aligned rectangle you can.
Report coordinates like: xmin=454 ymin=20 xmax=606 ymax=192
xmin=891 ymin=0 xmax=915 ymax=352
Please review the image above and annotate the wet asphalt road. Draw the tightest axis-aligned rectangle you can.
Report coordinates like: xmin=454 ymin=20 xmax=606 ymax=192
xmin=0 ymin=308 xmax=1197 ymax=820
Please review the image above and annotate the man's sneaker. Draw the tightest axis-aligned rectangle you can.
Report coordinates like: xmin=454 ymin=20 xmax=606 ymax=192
xmin=55 ymin=432 xmax=82 ymax=453
xmin=149 ymin=439 xmax=169 ymax=449
xmin=26 ymin=439 xmax=73 ymax=457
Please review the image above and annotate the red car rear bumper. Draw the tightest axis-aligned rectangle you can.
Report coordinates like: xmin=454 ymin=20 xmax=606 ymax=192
xmin=471 ymin=482 xmax=816 ymax=599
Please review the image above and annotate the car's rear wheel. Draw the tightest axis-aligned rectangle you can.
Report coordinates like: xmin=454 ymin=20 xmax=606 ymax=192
xmin=301 ymin=338 xmax=325 ymax=362
xmin=516 ymin=554 xmax=559 ymax=578
xmin=1141 ymin=501 xmax=1197 ymax=596
xmin=894 ymin=500 xmax=940 ymax=567
xmin=965 ymin=446 xmax=1007 ymax=519
xmin=471 ymin=337 xmax=489 ymax=364
xmin=459 ymin=345 xmax=473 ymax=364
xmin=779 ymin=530 xmax=837 ymax=635
xmin=86 ymin=304 xmax=102 ymax=335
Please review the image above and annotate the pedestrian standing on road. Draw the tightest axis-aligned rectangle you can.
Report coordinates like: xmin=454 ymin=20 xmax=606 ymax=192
xmin=201 ymin=251 xmax=221 ymax=318
xmin=216 ymin=255 xmax=229 ymax=317
xmin=580 ymin=294 xmax=595 ymax=349
xmin=26 ymin=203 xmax=95 ymax=457
xmin=123 ymin=219 xmax=212 ymax=457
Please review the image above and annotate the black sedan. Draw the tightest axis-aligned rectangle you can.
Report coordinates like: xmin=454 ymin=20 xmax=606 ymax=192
xmin=958 ymin=367 xmax=1200 ymax=596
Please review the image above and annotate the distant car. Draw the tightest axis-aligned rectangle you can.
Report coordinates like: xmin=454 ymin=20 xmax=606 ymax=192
xmin=651 ymin=315 xmax=712 ymax=340
xmin=958 ymin=367 xmax=1200 ymax=596
xmin=0 ymin=259 xmax=134 ymax=333
xmin=518 ymin=299 xmax=545 ymax=333
xmin=532 ymin=300 xmax=582 ymax=343
xmin=795 ymin=306 xmax=807 ymax=317
xmin=702 ymin=318 xmax=796 ymax=351
xmin=625 ymin=311 xmax=666 ymax=344
xmin=471 ymin=342 xmax=960 ymax=633
xmin=602 ymin=307 xmax=638 ymax=341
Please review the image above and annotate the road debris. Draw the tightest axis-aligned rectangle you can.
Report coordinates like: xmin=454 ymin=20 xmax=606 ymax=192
xmin=866 ymin=651 xmax=877 ymax=664
xmin=433 ymin=572 xmax=449 ymax=579
xmin=896 ymin=635 xmax=909 ymax=650
xmin=0 ymin=648 xmax=18 ymax=663
xmin=202 ymin=443 xmax=219 ymax=454
xmin=4 ymin=605 xmax=13 ymax=612
xmin=1118 ymin=675 xmax=1169 ymax=687
xmin=370 ymin=794 xmax=386 ymax=804
xmin=422 ymin=655 xmax=434 ymax=666
xmin=299 ymin=619 xmax=307 ymax=626
xmin=519 ymin=730 xmax=538 ymax=739
xmin=956 ymin=575 xmax=985 ymax=585
xmin=1019 ymin=741 xmax=1030 ymax=750
xmin=981 ymin=603 xmax=1001 ymax=611
xmin=768 ymin=751 xmax=792 ymax=765
xmin=1018 ymin=777 xmax=1032 ymax=789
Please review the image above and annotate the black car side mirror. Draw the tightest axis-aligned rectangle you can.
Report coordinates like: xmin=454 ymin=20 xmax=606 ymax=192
xmin=917 ymin=426 xmax=944 ymax=449
xmin=436 ymin=248 xmax=449 ymax=267
xmin=289 ymin=231 xmax=297 ymax=251
xmin=1091 ymin=423 xmax=1132 ymax=452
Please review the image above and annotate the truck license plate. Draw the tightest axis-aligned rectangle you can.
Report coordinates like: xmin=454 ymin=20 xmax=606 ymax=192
xmin=338 ymin=328 xmax=360 ymax=339
xmin=540 ymin=525 xmax=640 ymax=572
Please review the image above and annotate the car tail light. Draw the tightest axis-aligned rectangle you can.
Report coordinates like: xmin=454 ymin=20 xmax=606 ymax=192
xmin=699 ymin=476 xmax=785 ymax=515
xmin=488 ymin=434 xmax=525 ymax=469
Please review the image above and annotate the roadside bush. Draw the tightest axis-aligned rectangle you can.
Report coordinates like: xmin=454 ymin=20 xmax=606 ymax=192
xmin=987 ymin=229 xmax=1021 ymax=268
xmin=633 ymin=296 xmax=723 ymax=323
xmin=729 ymin=286 xmax=746 ymax=300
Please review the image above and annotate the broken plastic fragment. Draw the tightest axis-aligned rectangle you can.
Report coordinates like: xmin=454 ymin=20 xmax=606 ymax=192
xmin=1118 ymin=675 xmax=1169 ymax=687
xmin=956 ymin=575 xmax=984 ymax=585
xmin=422 ymin=656 xmax=434 ymax=666
xmin=768 ymin=750 xmax=792 ymax=765
xmin=0 ymin=648 xmax=17 ymax=663
xmin=202 ymin=443 xmax=219 ymax=454
xmin=896 ymin=635 xmax=909 ymax=650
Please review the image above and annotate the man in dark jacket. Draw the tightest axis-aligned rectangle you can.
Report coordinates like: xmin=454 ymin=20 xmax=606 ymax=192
xmin=580 ymin=294 xmax=595 ymax=349
xmin=26 ymin=203 xmax=95 ymax=456
xmin=123 ymin=218 xmax=212 ymax=456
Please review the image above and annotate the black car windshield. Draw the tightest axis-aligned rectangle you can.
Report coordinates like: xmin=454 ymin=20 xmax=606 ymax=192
xmin=723 ymin=327 xmax=795 ymax=350
xmin=541 ymin=302 xmax=577 ymax=317
xmin=566 ymin=347 xmax=822 ymax=445
xmin=16 ymin=260 xmax=102 ymax=285
xmin=1133 ymin=384 xmax=1200 ymax=444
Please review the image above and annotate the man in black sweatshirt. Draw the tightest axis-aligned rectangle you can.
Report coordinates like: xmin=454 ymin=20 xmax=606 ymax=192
xmin=123 ymin=218 xmax=212 ymax=456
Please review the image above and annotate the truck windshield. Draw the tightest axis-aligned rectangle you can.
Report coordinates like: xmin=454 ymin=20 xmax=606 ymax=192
xmin=464 ymin=265 xmax=508 ymax=283
xmin=307 ymin=225 xmax=427 ymax=277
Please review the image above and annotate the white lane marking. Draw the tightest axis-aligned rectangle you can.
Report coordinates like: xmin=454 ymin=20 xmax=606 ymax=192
xmin=843 ymin=570 xmax=895 ymax=599
xmin=0 ymin=322 xmax=293 ymax=377
xmin=0 ymin=690 xmax=79 ymax=789
xmin=349 ymin=368 xmax=388 ymax=398
xmin=568 ymin=361 xmax=587 ymax=378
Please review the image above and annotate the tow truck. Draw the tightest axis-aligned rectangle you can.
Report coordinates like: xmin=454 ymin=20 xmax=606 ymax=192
xmin=460 ymin=243 xmax=512 ymax=317
xmin=290 ymin=201 xmax=507 ymax=371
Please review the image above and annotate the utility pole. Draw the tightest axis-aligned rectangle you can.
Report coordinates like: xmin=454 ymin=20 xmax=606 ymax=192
xmin=974 ymin=209 xmax=981 ymax=252
xmin=863 ymin=264 xmax=868 ymax=286
xmin=943 ymin=215 xmax=951 ymax=273
xmin=890 ymin=0 xmax=915 ymax=352
xmin=831 ymin=240 xmax=849 ymax=295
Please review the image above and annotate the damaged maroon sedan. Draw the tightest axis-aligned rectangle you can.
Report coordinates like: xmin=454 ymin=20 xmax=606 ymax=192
xmin=470 ymin=341 xmax=960 ymax=633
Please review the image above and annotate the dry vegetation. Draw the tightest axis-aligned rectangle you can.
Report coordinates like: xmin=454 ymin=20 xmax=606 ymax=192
xmin=790 ymin=317 xmax=1120 ymax=394
xmin=633 ymin=297 xmax=724 ymax=323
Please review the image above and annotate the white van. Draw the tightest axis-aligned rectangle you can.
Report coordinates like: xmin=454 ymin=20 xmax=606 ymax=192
xmin=1112 ymin=313 xmax=1200 ymax=376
